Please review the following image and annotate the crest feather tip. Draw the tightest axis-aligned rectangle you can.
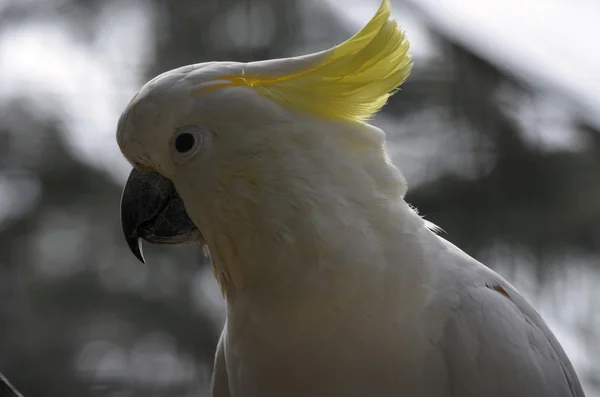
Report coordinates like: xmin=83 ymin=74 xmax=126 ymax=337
xmin=214 ymin=0 xmax=412 ymax=123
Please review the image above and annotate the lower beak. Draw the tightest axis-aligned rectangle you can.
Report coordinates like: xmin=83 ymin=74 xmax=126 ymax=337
xmin=120 ymin=168 xmax=199 ymax=263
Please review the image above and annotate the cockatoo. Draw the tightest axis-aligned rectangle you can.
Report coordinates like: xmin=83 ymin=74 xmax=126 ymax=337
xmin=117 ymin=1 xmax=586 ymax=396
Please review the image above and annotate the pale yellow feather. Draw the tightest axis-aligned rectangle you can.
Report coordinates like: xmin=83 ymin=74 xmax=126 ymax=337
xmin=206 ymin=0 xmax=412 ymax=122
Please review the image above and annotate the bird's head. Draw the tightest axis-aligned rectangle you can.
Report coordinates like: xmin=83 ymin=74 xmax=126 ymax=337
xmin=117 ymin=0 xmax=412 ymax=288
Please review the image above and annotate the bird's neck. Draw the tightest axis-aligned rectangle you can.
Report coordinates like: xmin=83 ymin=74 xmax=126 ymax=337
xmin=223 ymin=197 xmax=438 ymax=312
xmin=200 ymin=121 xmax=438 ymax=306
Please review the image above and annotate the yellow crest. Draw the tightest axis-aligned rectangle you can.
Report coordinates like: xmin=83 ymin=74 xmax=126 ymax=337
xmin=202 ymin=0 xmax=412 ymax=123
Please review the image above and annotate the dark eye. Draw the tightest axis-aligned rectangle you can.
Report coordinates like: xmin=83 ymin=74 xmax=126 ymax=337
xmin=174 ymin=132 xmax=196 ymax=153
xmin=171 ymin=126 xmax=211 ymax=160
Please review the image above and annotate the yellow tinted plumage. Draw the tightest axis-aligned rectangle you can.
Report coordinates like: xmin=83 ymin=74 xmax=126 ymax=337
xmin=210 ymin=0 xmax=412 ymax=122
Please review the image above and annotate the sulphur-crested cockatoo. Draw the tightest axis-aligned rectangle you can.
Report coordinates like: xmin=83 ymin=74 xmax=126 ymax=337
xmin=117 ymin=1 xmax=586 ymax=396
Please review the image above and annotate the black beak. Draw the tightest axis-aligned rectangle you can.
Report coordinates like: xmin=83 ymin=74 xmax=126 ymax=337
xmin=120 ymin=168 xmax=199 ymax=263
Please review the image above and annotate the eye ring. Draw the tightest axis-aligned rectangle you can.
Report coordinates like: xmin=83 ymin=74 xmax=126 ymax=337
xmin=170 ymin=126 xmax=211 ymax=161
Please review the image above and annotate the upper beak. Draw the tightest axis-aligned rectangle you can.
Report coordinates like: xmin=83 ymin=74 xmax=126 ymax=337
xmin=120 ymin=168 xmax=200 ymax=263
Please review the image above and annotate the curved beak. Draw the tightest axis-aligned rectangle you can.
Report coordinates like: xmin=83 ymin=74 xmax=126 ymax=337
xmin=120 ymin=168 xmax=200 ymax=263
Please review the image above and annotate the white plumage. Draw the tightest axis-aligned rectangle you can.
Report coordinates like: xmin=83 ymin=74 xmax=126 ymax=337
xmin=116 ymin=1 xmax=586 ymax=396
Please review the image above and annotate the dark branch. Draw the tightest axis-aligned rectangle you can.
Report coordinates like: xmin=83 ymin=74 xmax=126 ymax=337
xmin=0 ymin=373 xmax=22 ymax=397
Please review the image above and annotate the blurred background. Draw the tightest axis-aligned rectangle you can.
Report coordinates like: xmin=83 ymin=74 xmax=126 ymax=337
xmin=0 ymin=0 xmax=599 ymax=395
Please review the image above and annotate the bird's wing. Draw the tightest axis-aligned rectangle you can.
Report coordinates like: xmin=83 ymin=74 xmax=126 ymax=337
xmin=431 ymin=239 xmax=586 ymax=397
xmin=211 ymin=328 xmax=231 ymax=397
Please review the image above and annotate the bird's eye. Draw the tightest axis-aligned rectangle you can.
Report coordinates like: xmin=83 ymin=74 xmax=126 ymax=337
xmin=171 ymin=126 xmax=211 ymax=161
xmin=175 ymin=132 xmax=196 ymax=153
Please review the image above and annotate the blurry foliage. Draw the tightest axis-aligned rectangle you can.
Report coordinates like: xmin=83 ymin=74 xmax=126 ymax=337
xmin=0 ymin=0 xmax=599 ymax=395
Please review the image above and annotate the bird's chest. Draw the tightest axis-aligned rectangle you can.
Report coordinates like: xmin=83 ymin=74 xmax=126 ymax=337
xmin=223 ymin=307 xmax=445 ymax=397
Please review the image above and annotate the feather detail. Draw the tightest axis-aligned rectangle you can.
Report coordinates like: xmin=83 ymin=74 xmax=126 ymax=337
xmin=200 ymin=0 xmax=412 ymax=122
